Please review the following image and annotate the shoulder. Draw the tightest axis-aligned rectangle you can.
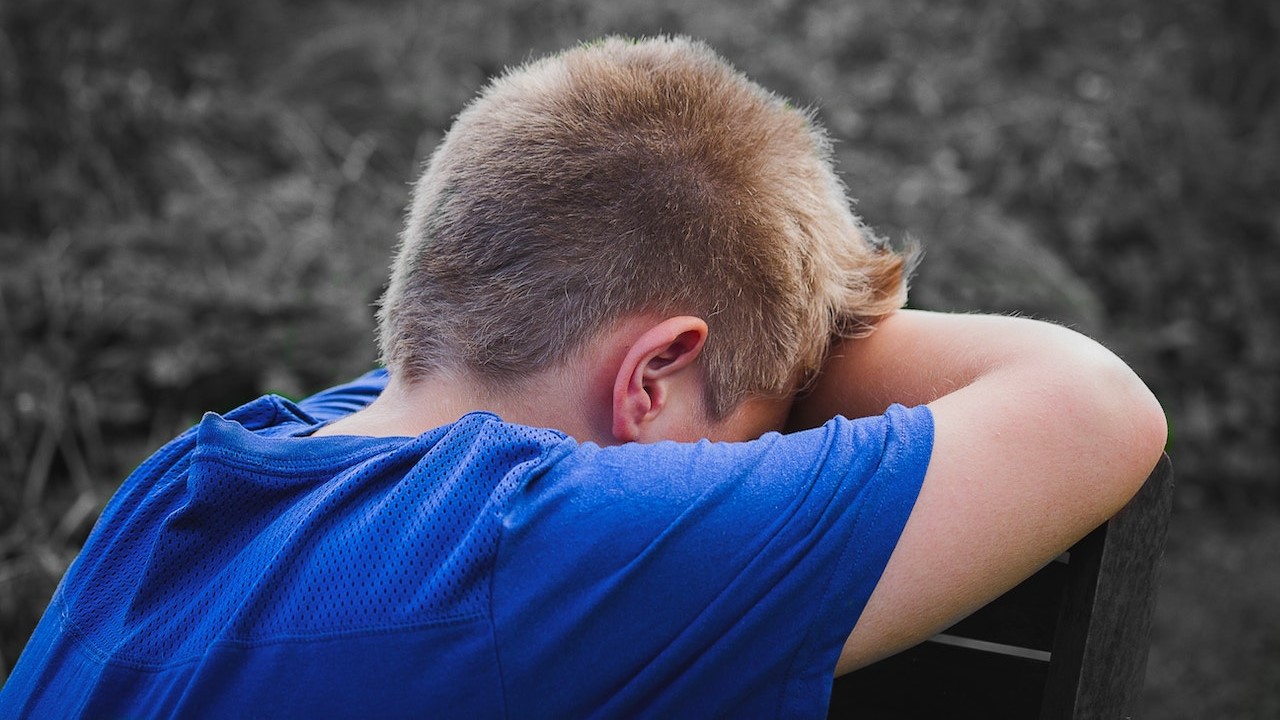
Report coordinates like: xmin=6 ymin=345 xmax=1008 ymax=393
xmin=488 ymin=406 xmax=934 ymax=716
xmin=496 ymin=403 xmax=934 ymax=601
xmin=560 ymin=404 xmax=933 ymax=499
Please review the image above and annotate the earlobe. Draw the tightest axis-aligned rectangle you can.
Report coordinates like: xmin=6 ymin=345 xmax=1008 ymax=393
xmin=611 ymin=316 xmax=708 ymax=442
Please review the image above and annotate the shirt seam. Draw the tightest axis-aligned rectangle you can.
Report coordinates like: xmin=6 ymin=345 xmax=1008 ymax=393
xmin=487 ymin=435 xmax=578 ymax=720
xmin=774 ymin=414 xmax=896 ymax=718
xmin=60 ymin=604 xmax=490 ymax=673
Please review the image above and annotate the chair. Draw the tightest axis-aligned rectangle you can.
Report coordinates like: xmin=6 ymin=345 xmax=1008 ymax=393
xmin=829 ymin=455 xmax=1174 ymax=718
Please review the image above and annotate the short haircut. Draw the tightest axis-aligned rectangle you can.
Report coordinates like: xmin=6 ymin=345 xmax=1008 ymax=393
xmin=378 ymin=36 xmax=911 ymax=418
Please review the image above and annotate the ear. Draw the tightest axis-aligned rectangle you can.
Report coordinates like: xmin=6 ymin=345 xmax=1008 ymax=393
xmin=611 ymin=316 xmax=709 ymax=443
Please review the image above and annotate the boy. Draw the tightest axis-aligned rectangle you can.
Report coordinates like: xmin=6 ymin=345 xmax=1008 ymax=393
xmin=0 ymin=37 xmax=1166 ymax=717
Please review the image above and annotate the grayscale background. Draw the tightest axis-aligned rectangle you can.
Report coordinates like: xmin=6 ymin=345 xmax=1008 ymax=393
xmin=2 ymin=0 xmax=1277 ymax=715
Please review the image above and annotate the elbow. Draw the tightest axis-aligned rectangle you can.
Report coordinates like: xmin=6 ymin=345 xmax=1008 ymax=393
xmin=1034 ymin=327 xmax=1167 ymax=514
xmin=1129 ymin=373 xmax=1169 ymax=482
xmin=1136 ymin=378 xmax=1168 ymax=455
xmin=1084 ymin=352 xmax=1168 ymax=506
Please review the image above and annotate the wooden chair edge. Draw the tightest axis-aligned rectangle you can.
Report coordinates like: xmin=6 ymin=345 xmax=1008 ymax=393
xmin=1039 ymin=453 xmax=1174 ymax=719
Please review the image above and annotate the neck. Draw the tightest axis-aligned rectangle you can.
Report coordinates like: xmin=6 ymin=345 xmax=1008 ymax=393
xmin=313 ymin=363 xmax=617 ymax=444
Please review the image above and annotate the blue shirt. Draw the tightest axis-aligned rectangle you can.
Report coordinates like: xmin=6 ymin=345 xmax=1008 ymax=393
xmin=0 ymin=370 xmax=933 ymax=718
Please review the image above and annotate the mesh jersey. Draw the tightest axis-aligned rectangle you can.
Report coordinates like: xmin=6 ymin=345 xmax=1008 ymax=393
xmin=0 ymin=370 xmax=933 ymax=718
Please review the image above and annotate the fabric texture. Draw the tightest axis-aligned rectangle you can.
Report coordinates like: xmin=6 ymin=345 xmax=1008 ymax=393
xmin=0 ymin=369 xmax=933 ymax=719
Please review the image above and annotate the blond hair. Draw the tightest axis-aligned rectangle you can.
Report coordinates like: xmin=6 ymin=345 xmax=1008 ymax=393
xmin=378 ymin=36 xmax=910 ymax=417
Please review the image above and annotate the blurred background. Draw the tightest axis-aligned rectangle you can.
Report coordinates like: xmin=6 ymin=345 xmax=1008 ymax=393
xmin=1 ymin=0 xmax=1276 ymax=715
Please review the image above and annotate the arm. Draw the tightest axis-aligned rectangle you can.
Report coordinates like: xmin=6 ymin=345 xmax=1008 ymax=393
xmin=789 ymin=310 xmax=1167 ymax=674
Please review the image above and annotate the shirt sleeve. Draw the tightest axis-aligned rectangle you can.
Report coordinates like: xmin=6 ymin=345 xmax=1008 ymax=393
xmin=294 ymin=369 xmax=389 ymax=422
xmin=490 ymin=404 xmax=934 ymax=719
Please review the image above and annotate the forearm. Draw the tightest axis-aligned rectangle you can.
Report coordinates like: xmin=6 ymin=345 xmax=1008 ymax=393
xmin=790 ymin=309 xmax=968 ymax=426
xmin=790 ymin=309 xmax=1161 ymax=434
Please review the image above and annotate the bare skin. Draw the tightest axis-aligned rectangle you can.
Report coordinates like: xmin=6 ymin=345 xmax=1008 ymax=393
xmin=315 ymin=315 xmax=792 ymax=445
xmin=318 ymin=309 xmax=1166 ymax=676
xmin=791 ymin=310 xmax=1167 ymax=672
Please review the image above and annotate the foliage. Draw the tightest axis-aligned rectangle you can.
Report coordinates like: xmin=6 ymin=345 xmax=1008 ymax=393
xmin=1 ymin=0 xmax=1277 ymax=707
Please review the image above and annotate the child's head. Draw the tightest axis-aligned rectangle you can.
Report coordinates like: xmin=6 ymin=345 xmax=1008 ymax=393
xmin=378 ymin=36 xmax=909 ymax=419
